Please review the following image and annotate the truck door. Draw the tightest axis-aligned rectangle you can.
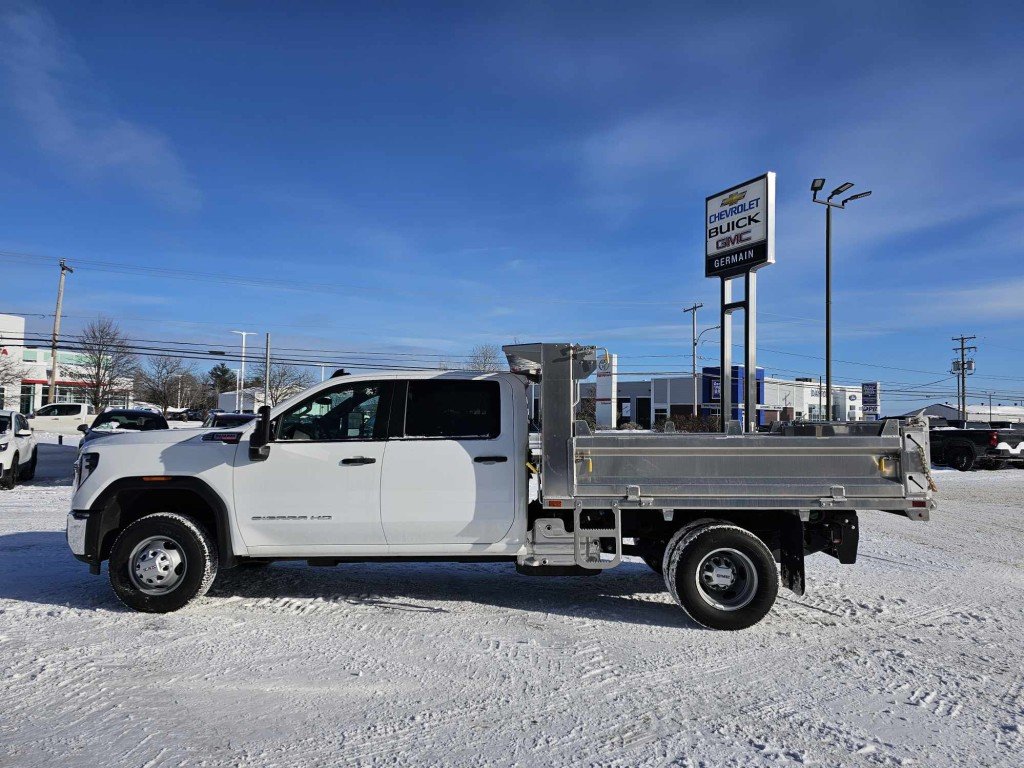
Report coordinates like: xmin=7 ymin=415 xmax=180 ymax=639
xmin=380 ymin=378 xmax=516 ymax=545
xmin=232 ymin=380 xmax=393 ymax=551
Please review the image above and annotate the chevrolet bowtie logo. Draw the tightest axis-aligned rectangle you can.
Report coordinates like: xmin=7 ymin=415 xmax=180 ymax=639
xmin=720 ymin=191 xmax=746 ymax=207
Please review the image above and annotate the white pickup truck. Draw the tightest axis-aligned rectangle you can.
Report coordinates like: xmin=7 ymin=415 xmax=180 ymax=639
xmin=66 ymin=343 xmax=935 ymax=630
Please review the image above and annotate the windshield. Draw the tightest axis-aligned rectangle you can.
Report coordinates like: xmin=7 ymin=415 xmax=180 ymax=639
xmin=90 ymin=412 xmax=169 ymax=432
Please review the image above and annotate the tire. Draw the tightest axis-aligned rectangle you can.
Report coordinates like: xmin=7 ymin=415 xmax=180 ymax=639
xmin=636 ymin=539 xmax=667 ymax=574
xmin=982 ymin=460 xmax=1008 ymax=471
xmin=20 ymin=450 xmax=37 ymax=481
xmin=664 ymin=523 xmax=779 ymax=631
xmin=0 ymin=454 xmax=18 ymax=490
xmin=950 ymin=447 xmax=975 ymax=472
xmin=108 ymin=513 xmax=218 ymax=613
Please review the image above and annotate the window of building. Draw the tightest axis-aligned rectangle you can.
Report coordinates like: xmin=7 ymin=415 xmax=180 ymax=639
xmin=404 ymin=380 xmax=500 ymax=439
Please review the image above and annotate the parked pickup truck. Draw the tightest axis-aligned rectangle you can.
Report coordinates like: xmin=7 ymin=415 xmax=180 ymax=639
xmin=66 ymin=343 xmax=936 ymax=630
xmin=929 ymin=419 xmax=1024 ymax=471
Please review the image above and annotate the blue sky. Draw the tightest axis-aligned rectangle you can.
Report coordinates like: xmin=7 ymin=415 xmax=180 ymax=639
xmin=1 ymin=1 xmax=1022 ymax=410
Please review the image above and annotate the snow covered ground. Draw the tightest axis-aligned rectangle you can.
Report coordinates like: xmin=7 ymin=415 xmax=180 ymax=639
xmin=1 ymin=449 xmax=1022 ymax=767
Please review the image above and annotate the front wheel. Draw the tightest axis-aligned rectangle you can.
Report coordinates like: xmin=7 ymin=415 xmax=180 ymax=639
xmin=981 ymin=459 xmax=1007 ymax=471
xmin=109 ymin=513 xmax=218 ymax=612
xmin=0 ymin=454 xmax=18 ymax=490
xmin=664 ymin=524 xmax=779 ymax=630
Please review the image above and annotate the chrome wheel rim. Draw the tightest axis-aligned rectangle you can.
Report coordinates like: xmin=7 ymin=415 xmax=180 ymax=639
xmin=128 ymin=536 xmax=187 ymax=595
xmin=695 ymin=547 xmax=758 ymax=611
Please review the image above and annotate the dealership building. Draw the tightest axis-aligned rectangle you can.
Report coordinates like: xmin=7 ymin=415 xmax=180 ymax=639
xmin=574 ymin=365 xmax=874 ymax=429
xmin=0 ymin=313 xmax=131 ymax=414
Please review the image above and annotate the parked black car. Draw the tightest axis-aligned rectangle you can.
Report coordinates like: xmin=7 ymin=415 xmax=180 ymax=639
xmin=78 ymin=409 xmax=170 ymax=449
xmin=929 ymin=419 xmax=1024 ymax=471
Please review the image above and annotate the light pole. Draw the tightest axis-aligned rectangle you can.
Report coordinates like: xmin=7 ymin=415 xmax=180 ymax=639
xmin=231 ymin=330 xmax=255 ymax=411
xmin=695 ymin=324 xmax=720 ymax=417
xmin=811 ymin=178 xmax=871 ymax=421
xmin=231 ymin=368 xmax=241 ymax=411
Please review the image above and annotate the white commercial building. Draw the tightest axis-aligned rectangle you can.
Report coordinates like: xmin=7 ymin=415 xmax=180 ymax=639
xmin=0 ymin=313 xmax=132 ymax=414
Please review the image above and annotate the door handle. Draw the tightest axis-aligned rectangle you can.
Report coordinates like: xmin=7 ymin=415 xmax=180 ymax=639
xmin=474 ymin=456 xmax=508 ymax=463
xmin=341 ymin=457 xmax=376 ymax=465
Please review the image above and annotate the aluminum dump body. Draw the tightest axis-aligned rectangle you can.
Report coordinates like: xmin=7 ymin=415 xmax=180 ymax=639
xmin=505 ymin=342 xmax=935 ymax=518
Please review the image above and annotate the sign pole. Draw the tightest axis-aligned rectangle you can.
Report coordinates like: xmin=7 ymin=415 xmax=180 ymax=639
xmin=720 ymin=278 xmax=732 ymax=432
xmin=745 ymin=269 xmax=757 ymax=432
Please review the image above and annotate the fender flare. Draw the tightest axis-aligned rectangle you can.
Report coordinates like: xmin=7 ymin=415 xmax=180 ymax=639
xmin=82 ymin=476 xmax=236 ymax=568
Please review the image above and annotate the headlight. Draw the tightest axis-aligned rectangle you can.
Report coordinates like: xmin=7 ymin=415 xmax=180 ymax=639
xmin=0 ymin=442 xmax=8 ymax=451
xmin=77 ymin=452 xmax=100 ymax=486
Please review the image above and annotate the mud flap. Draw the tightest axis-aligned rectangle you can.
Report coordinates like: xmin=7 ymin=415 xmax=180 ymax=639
xmin=832 ymin=512 xmax=859 ymax=565
xmin=780 ymin=514 xmax=805 ymax=596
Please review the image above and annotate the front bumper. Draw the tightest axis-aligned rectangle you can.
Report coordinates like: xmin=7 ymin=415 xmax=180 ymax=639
xmin=66 ymin=511 xmax=88 ymax=556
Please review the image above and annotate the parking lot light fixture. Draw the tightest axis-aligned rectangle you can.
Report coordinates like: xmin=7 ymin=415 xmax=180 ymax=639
xmin=827 ymin=182 xmax=854 ymax=201
xmin=811 ymin=177 xmax=871 ymax=421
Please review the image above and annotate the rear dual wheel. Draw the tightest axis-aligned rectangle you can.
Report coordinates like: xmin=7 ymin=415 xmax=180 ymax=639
xmin=663 ymin=524 xmax=779 ymax=631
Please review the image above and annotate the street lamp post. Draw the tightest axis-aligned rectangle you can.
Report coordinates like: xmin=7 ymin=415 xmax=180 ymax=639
xmin=695 ymin=324 xmax=720 ymax=417
xmin=811 ymin=178 xmax=872 ymax=421
xmin=231 ymin=330 xmax=255 ymax=412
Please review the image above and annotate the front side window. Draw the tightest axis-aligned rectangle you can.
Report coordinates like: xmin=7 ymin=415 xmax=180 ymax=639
xmin=276 ymin=382 xmax=385 ymax=442
xmin=404 ymin=380 xmax=501 ymax=439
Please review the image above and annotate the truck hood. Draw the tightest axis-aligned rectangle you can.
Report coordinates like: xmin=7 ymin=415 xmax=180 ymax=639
xmin=83 ymin=427 xmax=247 ymax=449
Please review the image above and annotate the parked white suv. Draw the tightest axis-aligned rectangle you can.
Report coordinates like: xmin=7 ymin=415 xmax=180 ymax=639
xmin=0 ymin=410 xmax=37 ymax=489
xmin=30 ymin=402 xmax=94 ymax=434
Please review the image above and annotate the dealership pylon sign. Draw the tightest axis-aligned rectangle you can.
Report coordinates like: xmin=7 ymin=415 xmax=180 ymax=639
xmin=706 ymin=173 xmax=775 ymax=279
xmin=705 ymin=172 xmax=775 ymax=433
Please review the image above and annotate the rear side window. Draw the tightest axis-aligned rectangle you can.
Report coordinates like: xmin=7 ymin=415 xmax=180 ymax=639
xmin=404 ymin=380 xmax=501 ymax=439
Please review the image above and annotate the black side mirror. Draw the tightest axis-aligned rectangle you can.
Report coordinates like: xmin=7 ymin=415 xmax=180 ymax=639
xmin=78 ymin=424 xmax=89 ymax=433
xmin=249 ymin=405 xmax=272 ymax=461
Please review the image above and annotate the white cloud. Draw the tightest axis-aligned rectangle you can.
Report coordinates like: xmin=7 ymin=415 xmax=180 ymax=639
xmin=0 ymin=5 xmax=200 ymax=211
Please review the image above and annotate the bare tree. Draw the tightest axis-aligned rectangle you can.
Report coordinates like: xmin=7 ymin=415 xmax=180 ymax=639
xmin=71 ymin=317 xmax=138 ymax=410
xmin=467 ymin=343 xmax=502 ymax=372
xmin=139 ymin=356 xmax=198 ymax=415
xmin=250 ymin=362 xmax=314 ymax=406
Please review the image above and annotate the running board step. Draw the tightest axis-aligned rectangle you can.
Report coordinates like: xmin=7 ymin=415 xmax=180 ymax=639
xmin=573 ymin=504 xmax=622 ymax=570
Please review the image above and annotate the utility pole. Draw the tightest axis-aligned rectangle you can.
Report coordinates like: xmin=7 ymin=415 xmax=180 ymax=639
xmin=951 ymin=335 xmax=976 ymax=423
xmin=47 ymin=259 xmax=74 ymax=404
xmin=682 ymin=303 xmax=703 ymax=416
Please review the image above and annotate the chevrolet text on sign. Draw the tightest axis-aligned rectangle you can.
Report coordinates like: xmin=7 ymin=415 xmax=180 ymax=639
xmin=705 ymin=172 xmax=775 ymax=279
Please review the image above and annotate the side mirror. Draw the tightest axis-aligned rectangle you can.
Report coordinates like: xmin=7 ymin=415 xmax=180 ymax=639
xmin=249 ymin=405 xmax=272 ymax=461
xmin=77 ymin=424 xmax=89 ymax=433
xmin=16 ymin=429 xmax=32 ymax=437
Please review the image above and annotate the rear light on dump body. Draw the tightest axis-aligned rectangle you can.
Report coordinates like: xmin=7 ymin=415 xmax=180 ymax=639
xmin=990 ymin=431 xmax=999 ymax=447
